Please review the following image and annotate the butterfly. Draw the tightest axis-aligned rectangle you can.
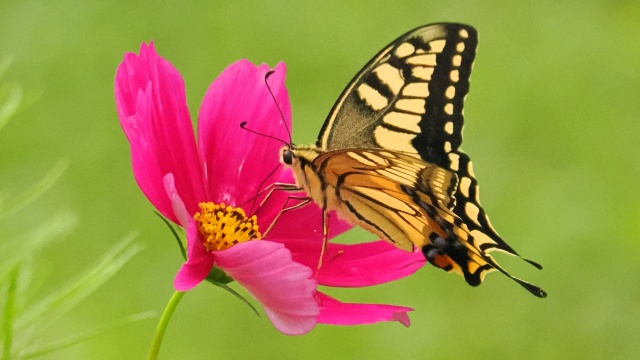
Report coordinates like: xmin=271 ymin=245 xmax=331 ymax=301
xmin=278 ymin=23 xmax=546 ymax=298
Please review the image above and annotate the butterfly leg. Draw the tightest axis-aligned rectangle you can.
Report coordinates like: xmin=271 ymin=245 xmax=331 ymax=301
xmin=317 ymin=210 xmax=329 ymax=270
xmin=262 ymin=195 xmax=311 ymax=237
xmin=317 ymin=209 xmax=345 ymax=270
xmin=250 ymin=181 xmax=308 ymax=237
xmin=257 ymin=182 xmax=302 ymax=208
xmin=242 ymin=182 xmax=301 ymax=215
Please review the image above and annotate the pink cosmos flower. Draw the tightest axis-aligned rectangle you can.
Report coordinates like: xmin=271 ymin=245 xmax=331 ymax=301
xmin=115 ymin=43 xmax=425 ymax=335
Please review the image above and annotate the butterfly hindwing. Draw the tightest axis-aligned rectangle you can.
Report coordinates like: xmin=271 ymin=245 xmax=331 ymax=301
xmin=311 ymin=148 xmax=534 ymax=292
xmin=311 ymin=148 xmax=458 ymax=252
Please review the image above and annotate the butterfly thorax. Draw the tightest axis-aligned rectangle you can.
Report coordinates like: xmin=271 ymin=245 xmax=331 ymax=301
xmin=280 ymin=145 xmax=329 ymax=208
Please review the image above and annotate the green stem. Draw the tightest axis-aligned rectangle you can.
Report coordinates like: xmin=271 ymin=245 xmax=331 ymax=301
xmin=2 ymin=265 xmax=19 ymax=360
xmin=147 ymin=291 xmax=185 ymax=360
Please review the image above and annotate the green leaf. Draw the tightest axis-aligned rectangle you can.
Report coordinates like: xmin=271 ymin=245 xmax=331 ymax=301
xmin=0 ymin=159 xmax=70 ymax=220
xmin=19 ymin=312 xmax=156 ymax=359
xmin=0 ymin=58 xmax=22 ymax=134
xmin=206 ymin=266 xmax=234 ymax=285
xmin=2 ymin=265 xmax=19 ymax=360
xmin=0 ymin=84 xmax=22 ymax=133
xmin=0 ymin=214 xmax=77 ymax=281
xmin=205 ymin=261 xmax=259 ymax=316
xmin=153 ymin=211 xmax=186 ymax=260
xmin=0 ymin=58 xmax=11 ymax=79
xmin=212 ymin=282 xmax=260 ymax=317
xmin=14 ymin=235 xmax=142 ymax=341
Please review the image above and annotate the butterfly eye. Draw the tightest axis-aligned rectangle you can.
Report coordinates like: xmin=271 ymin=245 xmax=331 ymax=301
xmin=282 ymin=149 xmax=293 ymax=165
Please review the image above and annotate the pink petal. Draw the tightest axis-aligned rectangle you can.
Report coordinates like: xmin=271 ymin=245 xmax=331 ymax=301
xmin=115 ymin=42 xmax=205 ymax=221
xmin=264 ymin=206 xmax=352 ymax=242
xmin=215 ymin=241 xmax=319 ymax=335
xmin=173 ymin=218 xmax=215 ymax=291
xmin=197 ymin=60 xmax=291 ymax=208
xmin=316 ymin=293 xmax=412 ymax=327
xmin=278 ymin=239 xmax=425 ymax=287
xmin=163 ymin=173 xmax=189 ymax=228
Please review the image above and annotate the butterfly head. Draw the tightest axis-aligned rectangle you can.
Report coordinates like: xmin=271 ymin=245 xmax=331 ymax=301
xmin=279 ymin=145 xmax=322 ymax=168
xmin=279 ymin=145 xmax=325 ymax=200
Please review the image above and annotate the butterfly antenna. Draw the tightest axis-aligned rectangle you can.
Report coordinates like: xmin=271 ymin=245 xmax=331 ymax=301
xmin=264 ymin=70 xmax=292 ymax=144
xmin=240 ymin=121 xmax=289 ymax=147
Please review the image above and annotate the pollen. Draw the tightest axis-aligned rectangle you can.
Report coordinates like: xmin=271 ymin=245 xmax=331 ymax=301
xmin=194 ymin=202 xmax=261 ymax=252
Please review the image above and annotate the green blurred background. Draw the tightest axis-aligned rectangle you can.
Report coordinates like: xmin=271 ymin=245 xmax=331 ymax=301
xmin=1 ymin=1 xmax=639 ymax=359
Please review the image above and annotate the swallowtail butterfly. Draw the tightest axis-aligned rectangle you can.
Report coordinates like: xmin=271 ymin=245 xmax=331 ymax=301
xmin=279 ymin=23 xmax=546 ymax=297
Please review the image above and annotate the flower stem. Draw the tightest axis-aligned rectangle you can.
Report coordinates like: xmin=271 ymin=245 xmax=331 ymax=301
xmin=147 ymin=291 xmax=185 ymax=360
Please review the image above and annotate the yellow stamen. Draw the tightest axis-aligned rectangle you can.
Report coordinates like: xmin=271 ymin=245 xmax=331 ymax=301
xmin=194 ymin=202 xmax=261 ymax=252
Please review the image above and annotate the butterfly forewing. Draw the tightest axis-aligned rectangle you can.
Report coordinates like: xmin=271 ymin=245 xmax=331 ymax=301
xmin=317 ymin=23 xmax=475 ymax=155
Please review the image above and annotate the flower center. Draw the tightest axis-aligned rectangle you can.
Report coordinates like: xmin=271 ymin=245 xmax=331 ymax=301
xmin=194 ymin=202 xmax=261 ymax=252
